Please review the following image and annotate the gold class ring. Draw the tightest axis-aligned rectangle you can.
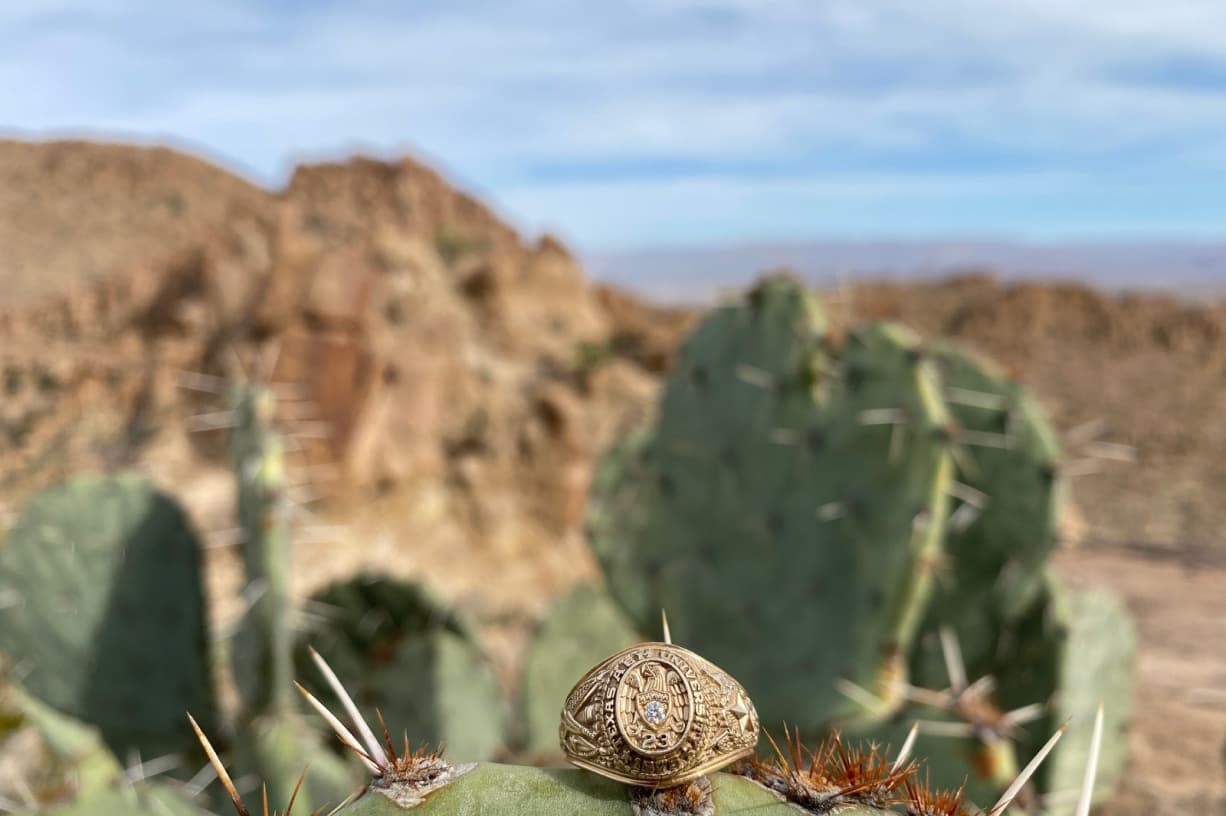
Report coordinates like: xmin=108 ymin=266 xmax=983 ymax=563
xmin=559 ymin=618 xmax=759 ymax=787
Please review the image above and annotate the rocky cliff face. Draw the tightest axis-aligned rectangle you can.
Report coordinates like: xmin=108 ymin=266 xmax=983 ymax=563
xmin=0 ymin=143 xmax=690 ymax=650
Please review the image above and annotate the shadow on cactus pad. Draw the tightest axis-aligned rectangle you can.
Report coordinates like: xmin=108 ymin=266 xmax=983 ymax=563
xmin=0 ymin=474 xmax=216 ymax=761
xmin=291 ymin=574 xmax=506 ymax=762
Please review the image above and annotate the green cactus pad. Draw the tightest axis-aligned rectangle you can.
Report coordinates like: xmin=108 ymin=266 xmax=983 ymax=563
xmin=9 ymin=689 xmax=123 ymax=798
xmin=292 ymin=575 xmax=506 ymax=761
xmin=887 ymin=571 xmax=1135 ymax=809
xmin=0 ymin=474 xmax=216 ymax=760
xmin=919 ymin=343 xmax=1065 ymax=667
xmin=228 ymin=384 xmax=295 ymax=716
xmin=519 ymin=582 xmax=642 ymax=758
xmin=1007 ymin=577 xmax=1135 ymax=814
xmin=330 ymin=764 xmax=887 ymax=815
xmin=588 ymin=277 xmax=953 ymax=730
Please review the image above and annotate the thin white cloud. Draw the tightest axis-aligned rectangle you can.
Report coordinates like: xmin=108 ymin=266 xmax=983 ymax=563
xmin=1 ymin=1 xmax=1224 ymax=245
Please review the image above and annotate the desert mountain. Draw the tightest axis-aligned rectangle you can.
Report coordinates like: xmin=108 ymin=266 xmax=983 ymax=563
xmin=0 ymin=142 xmax=688 ymax=646
xmin=0 ymin=139 xmax=272 ymax=307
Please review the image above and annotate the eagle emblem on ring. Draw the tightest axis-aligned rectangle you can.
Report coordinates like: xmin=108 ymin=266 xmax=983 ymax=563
xmin=617 ymin=660 xmax=690 ymax=754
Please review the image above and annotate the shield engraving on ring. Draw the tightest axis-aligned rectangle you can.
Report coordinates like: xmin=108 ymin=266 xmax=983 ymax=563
xmin=559 ymin=638 xmax=759 ymax=787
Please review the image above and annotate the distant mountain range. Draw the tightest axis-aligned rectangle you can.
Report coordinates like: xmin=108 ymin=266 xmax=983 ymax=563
xmin=584 ymin=240 xmax=1226 ymax=304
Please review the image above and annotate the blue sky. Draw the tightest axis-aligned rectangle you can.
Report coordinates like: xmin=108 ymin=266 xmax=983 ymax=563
xmin=2 ymin=1 xmax=1225 ymax=250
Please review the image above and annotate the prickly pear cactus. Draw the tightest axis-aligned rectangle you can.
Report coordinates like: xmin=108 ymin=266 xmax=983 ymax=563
xmin=229 ymin=384 xmax=296 ymax=716
xmin=519 ymin=582 xmax=642 ymax=758
xmin=202 ymin=727 xmax=1072 ymax=816
xmin=331 ymin=765 xmax=886 ymax=815
xmin=6 ymin=688 xmax=123 ymax=803
xmin=868 ymin=343 xmax=1071 ymax=805
xmin=893 ymin=570 xmax=1134 ymax=810
xmin=920 ymin=343 xmax=1065 ymax=663
xmin=0 ymin=474 xmax=216 ymax=760
xmin=1005 ymin=577 xmax=1134 ymax=813
xmin=588 ymin=277 xmax=954 ymax=730
xmin=292 ymin=575 xmax=506 ymax=761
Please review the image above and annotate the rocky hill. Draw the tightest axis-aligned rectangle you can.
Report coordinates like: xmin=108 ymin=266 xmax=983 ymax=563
xmin=0 ymin=139 xmax=273 ymax=307
xmin=0 ymin=141 xmax=688 ymax=651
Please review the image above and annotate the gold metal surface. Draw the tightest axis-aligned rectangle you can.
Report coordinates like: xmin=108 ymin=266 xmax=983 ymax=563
xmin=559 ymin=641 xmax=759 ymax=787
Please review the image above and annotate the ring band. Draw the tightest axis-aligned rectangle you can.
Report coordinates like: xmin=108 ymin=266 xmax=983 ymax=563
xmin=559 ymin=641 xmax=759 ymax=787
